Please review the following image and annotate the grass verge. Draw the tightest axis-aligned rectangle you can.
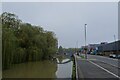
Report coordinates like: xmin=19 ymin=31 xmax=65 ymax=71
xmin=72 ymin=56 xmax=76 ymax=80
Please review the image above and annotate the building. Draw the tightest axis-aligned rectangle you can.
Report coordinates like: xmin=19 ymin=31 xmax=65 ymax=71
xmin=98 ymin=41 xmax=120 ymax=52
xmin=80 ymin=41 xmax=120 ymax=56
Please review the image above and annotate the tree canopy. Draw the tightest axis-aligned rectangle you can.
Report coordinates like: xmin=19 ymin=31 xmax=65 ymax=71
xmin=1 ymin=12 xmax=58 ymax=70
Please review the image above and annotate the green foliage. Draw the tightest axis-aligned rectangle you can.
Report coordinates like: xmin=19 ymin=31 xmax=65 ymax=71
xmin=2 ymin=28 xmax=17 ymax=69
xmin=58 ymin=46 xmax=63 ymax=54
xmin=63 ymin=48 xmax=80 ymax=53
xmin=1 ymin=12 xmax=58 ymax=70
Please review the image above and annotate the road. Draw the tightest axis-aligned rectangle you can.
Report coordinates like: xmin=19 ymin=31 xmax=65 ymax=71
xmin=76 ymin=55 xmax=120 ymax=80
xmin=87 ymin=54 xmax=119 ymax=68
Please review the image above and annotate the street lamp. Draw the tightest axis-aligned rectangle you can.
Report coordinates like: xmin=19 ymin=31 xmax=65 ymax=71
xmin=84 ymin=24 xmax=87 ymax=59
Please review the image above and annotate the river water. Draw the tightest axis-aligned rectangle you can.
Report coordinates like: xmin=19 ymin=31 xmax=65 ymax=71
xmin=2 ymin=58 xmax=73 ymax=79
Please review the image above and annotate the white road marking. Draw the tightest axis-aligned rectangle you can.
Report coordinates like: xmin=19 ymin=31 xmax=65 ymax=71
xmin=89 ymin=60 xmax=120 ymax=78
xmin=77 ymin=55 xmax=96 ymax=60
xmin=96 ymin=60 xmax=120 ymax=69
xmin=90 ymin=55 xmax=118 ymax=61
xmin=80 ymin=59 xmax=96 ymax=60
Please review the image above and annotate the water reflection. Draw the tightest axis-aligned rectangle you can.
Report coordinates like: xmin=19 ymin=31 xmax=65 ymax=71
xmin=56 ymin=58 xmax=73 ymax=78
xmin=0 ymin=59 xmax=1 ymax=79
xmin=3 ymin=57 xmax=73 ymax=78
xmin=3 ymin=60 xmax=57 ymax=78
xmin=56 ymin=61 xmax=73 ymax=78
xmin=0 ymin=71 xmax=1 ymax=79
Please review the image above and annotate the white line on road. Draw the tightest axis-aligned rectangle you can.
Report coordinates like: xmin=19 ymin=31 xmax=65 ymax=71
xmin=89 ymin=60 xmax=120 ymax=78
xmin=91 ymin=55 xmax=118 ymax=61
xmin=96 ymin=60 xmax=120 ymax=69
xmin=99 ymin=56 xmax=118 ymax=61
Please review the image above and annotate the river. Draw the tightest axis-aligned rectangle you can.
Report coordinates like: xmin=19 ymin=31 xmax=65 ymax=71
xmin=2 ymin=58 xmax=73 ymax=79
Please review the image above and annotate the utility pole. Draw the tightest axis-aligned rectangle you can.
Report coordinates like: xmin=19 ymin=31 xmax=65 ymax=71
xmin=85 ymin=24 xmax=87 ymax=59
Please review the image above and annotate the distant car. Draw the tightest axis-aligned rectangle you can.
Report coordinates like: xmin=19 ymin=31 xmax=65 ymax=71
xmin=87 ymin=51 xmax=90 ymax=54
xmin=116 ymin=54 xmax=120 ymax=59
xmin=109 ymin=54 xmax=116 ymax=58
xmin=109 ymin=54 xmax=113 ymax=58
xmin=112 ymin=54 xmax=116 ymax=58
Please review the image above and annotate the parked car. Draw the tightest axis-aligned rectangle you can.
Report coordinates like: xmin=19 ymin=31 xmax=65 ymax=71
xmin=116 ymin=54 xmax=120 ymax=59
xmin=109 ymin=54 xmax=116 ymax=58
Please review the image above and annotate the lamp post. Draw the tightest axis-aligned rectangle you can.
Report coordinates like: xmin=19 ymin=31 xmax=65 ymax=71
xmin=85 ymin=24 xmax=87 ymax=59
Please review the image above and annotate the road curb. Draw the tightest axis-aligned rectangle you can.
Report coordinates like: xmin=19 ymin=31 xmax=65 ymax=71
xmin=74 ymin=54 xmax=78 ymax=80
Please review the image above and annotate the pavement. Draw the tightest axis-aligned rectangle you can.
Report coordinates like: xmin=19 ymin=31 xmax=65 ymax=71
xmin=76 ymin=54 xmax=120 ymax=80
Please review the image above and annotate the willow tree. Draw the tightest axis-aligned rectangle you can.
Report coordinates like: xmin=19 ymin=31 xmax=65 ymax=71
xmin=1 ymin=12 xmax=58 ymax=70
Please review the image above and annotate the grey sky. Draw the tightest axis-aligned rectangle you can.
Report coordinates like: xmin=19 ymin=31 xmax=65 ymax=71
xmin=2 ymin=2 xmax=118 ymax=48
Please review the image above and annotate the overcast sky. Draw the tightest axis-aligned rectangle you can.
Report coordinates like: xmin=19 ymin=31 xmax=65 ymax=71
xmin=2 ymin=2 xmax=118 ymax=48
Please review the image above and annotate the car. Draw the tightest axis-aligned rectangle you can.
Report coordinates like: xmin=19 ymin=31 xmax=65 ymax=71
xmin=116 ymin=54 xmax=120 ymax=59
xmin=109 ymin=54 xmax=113 ymax=58
xmin=109 ymin=54 xmax=116 ymax=58
xmin=112 ymin=54 xmax=116 ymax=58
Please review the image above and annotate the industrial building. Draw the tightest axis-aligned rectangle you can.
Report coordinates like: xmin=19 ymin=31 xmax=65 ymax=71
xmin=97 ymin=40 xmax=120 ymax=56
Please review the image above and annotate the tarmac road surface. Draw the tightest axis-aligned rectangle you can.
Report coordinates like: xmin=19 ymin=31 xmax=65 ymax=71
xmin=76 ymin=55 xmax=120 ymax=80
